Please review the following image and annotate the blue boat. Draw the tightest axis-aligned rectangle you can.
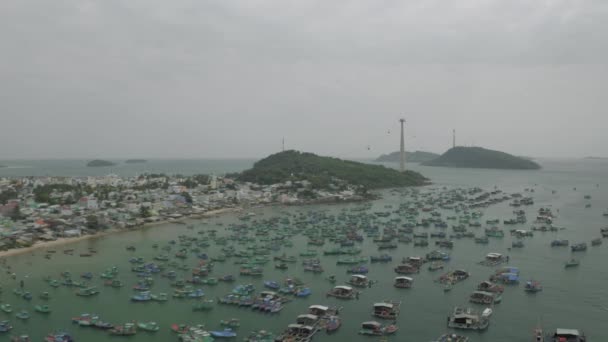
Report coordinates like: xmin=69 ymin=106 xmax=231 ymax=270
xmin=347 ymin=266 xmax=369 ymax=274
xmin=45 ymin=332 xmax=74 ymax=342
xmin=211 ymin=328 xmax=237 ymax=338
xmin=131 ymin=291 xmax=152 ymax=302
xmin=295 ymin=288 xmax=312 ymax=297
xmin=264 ymin=281 xmax=280 ymax=290
xmin=188 ymin=289 xmax=205 ymax=298
xmin=0 ymin=320 xmax=12 ymax=332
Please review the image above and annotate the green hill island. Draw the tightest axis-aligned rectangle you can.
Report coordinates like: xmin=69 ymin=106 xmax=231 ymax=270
xmin=375 ymin=150 xmax=440 ymax=163
xmin=125 ymin=159 xmax=147 ymax=164
xmin=422 ymin=146 xmax=541 ymax=170
xmin=239 ymin=150 xmax=428 ymax=189
xmin=86 ymin=159 xmax=116 ymax=167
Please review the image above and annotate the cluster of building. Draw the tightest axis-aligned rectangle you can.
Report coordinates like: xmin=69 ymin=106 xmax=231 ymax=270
xmin=0 ymin=174 xmax=364 ymax=251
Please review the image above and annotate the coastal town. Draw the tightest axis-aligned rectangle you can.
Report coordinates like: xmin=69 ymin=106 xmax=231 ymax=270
xmin=0 ymin=173 xmax=365 ymax=253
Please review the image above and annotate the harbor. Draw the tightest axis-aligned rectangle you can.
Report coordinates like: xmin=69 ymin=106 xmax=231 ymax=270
xmin=0 ymin=159 xmax=606 ymax=341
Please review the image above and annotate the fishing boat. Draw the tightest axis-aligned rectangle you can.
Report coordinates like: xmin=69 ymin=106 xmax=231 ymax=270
xmin=477 ymin=281 xmax=504 ymax=293
xmin=44 ymin=332 xmax=74 ymax=342
xmin=534 ymin=326 xmax=544 ymax=342
xmin=433 ymin=333 xmax=469 ymax=341
xmin=370 ymin=254 xmax=392 ymax=263
xmin=171 ymin=323 xmax=190 ymax=334
xmin=326 ymin=285 xmax=358 ymax=299
xmin=565 ymin=259 xmax=580 ymax=268
xmin=263 ymin=281 xmax=280 ymax=290
xmin=0 ymin=321 xmax=12 ymax=332
xmin=394 ymin=263 xmax=419 ymax=274
xmin=346 ymin=265 xmax=369 ymax=274
xmin=469 ymin=291 xmax=502 ymax=305
xmin=15 ymin=310 xmax=29 ymax=320
xmin=551 ymin=240 xmax=569 ymax=247
xmin=548 ymin=328 xmax=586 ymax=341
xmin=570 ymin=243 xmax=587 ymax=252
xmin=274 ymin=263 xmax=288 ymax=270
xmin=346 ymin=274 xmax=370 ymax=288
xmin=524 ymin=280 xmax=543 ymax=293
xmin=428 ymin=261 xmax=445 ymax=271
xmin=137 ymin=321 xmax=160 ymax=332
xmin=10 ymin=335 xmax=31 ymax=342
xmin=39 ymin=291 xmax=51 ymax=300
xmin=210 ymin=328 xmax=237 ymax=338
xmin=447 ymin=307 xmax=491 ymax=330
xmin=358 ymin=321 xmax=398 ymax=336
xmin=372 ymin=301 xmax=401 ymax=319
xmin=245 ymin=330 xmax=274 ymax=342
xmin=295 ymin=287 xmax=312 ymax=297
xmin=150 ymin=292 xmax=168 ymax=302
xmin=591 ymin=238 xmax=602 ymax=246
xmin=104 ymin=279 xmax=123 ymax=288
xmin=394 ymin=276 xmax=413 ymax=289
xmin=75 ymin=286 xmax=99 ymax=297
xmin=131 ymin=291 xmax=152 ymax=302
xmin=438 ymin=269 xmax=470 ymax=284
xmin=0 ymin=304 xmax=12 ymax=313
xmin=110 ymin=322 xmax=137 ymax=336
xmin=276 ymin=324 xmax=318 ymax=341
xmin=34 ymin=305 xmax=51 ymax=313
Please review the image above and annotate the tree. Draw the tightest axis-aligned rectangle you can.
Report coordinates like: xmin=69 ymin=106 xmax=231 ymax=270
xmin=86 ymin=215 xmax=99 ymax=230
xmin=181 ymin=192 xmax=193 ymax=204
xmin=139 ymin=206 xmax=151 ymax=218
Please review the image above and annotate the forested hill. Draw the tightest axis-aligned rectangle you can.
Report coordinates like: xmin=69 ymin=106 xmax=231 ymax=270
xmin=422 ymin=147 xmax=541 ymax=170
xmin=239 ymin=150 xmax=428 ymax=189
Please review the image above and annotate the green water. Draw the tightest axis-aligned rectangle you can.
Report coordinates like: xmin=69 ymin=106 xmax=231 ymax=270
xmin=2 ymin=159 xmax=608 ymax=341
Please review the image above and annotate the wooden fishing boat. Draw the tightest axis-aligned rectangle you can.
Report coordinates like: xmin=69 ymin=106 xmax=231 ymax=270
xmin=137 ymin=321 xmax=159 ymax=332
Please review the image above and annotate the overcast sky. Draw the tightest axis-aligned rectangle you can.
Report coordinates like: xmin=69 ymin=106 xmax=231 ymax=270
xmin=1 ymin=0 xmax=607 ymax=159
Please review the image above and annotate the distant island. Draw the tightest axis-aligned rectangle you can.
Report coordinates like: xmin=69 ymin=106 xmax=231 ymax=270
xmin=375 ymin=150 xmax=440 ymax=163
xmin=86 ymin=159 xmax=116 ymax=167
xmin=125 ymin=159 xmax=147 ymax=164
xmin=422 ymin=146 xmax=541 ymax=170
xmin=584 ymin=156 xmax=608 ymax=160
xmin=0 ymin=165 xmax=6 ymax=168
xmin=239 ymin=150 xmax=428 ymax=189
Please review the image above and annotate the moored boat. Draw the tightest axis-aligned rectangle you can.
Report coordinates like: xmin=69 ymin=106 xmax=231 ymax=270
xmin=393 ymin=276 xmax=413 ymax=289
xmin=447 ymin=306 xmax=490 ymax=330
xmin=358 ymin=321 xmax=398 ymax=336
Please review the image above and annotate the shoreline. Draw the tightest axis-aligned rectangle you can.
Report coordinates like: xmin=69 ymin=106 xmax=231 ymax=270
xmin=0 ymin=207 xmax=241 ymax=259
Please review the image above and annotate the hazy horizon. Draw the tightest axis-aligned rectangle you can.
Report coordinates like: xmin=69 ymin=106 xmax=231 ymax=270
xmin=2 ymin=1 xmax=607 ymax=160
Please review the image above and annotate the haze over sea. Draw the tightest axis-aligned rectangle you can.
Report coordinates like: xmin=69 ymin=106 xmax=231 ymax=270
xmin=2 ymin=158 xmax=608 ymax=341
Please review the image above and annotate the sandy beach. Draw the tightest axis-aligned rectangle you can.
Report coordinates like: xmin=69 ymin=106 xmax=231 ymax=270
xmin=0 ymin=207 xmax=241 ymax=259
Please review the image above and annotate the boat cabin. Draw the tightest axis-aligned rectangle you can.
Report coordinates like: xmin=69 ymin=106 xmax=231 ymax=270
xmin=347 ymin=274 xmax=369 ymax=288
xmin=394 ymin=263 xmax=419 ymax=274
xmin=393 ymin=276 xmax=413 ymax=288
xmin=327 ymin=285 xmax=357 ymax=299
xmin=296 ymin=314 xmax=319 ymax=326
xmin=286 ymin=324 xmax=316 ymax=339
xmin=486 ymin=253 xmax=503 ymax=262
xmin=308 ymin=305 xmax=329 ymax=317
xmin=447 ymin=307 xmax=489 ymax=330
xmin=372 ymin=302 xmax=399 ymax=319
xmin=469 ymin=291 xmax=500 ymax=305
xmin=477 ymin=281 xmax=504 ymax=293
xmin=405 ymin=256 xmax=424 ymax=267
xmin=360 ymin=321 xmax=383 ymax=334
xmin=551 ymin=328 xmax=585 ymax=342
